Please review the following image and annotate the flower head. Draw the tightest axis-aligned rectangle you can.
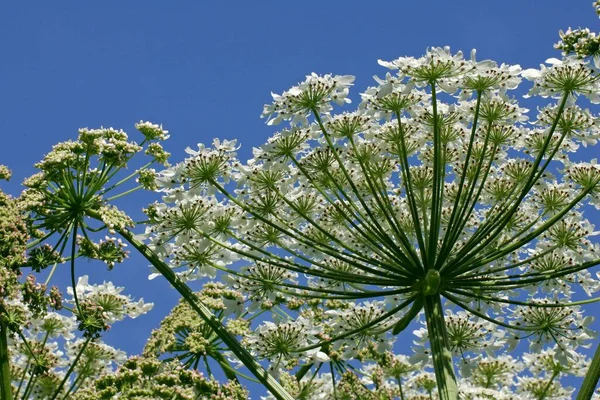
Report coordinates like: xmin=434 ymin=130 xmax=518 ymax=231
xmin=262 ymin=73 xmax=355 ymax=126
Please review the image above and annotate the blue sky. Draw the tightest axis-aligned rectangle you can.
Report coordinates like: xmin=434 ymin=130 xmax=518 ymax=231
xmin=1 ymin=0 xmax=599 ymax=397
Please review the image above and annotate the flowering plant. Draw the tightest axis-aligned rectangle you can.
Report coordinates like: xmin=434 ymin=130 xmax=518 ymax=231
xmin=3 ymin=3 xmax=600 ymax=400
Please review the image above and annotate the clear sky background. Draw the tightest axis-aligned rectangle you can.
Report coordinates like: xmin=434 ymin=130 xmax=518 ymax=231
xmin=1 ymin=1 xmax=599 ymax=397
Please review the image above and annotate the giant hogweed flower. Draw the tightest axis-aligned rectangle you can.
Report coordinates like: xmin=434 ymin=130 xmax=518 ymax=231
xmin=149 ymin=43 xmax=600 ymax=399
xmin=143 ymin=282 xmax=245 ymax=378
xmin=20 ymin=123 xmax=168 ymax=314
xmin=0 ymin=124 xmax=167 ymax=400
xmin=66 ymin=275 xmax=153 ymax=328
xmin=261 ymin=73 xmax=355 ymax=127
xmin=257 ymin=349 xmax=591 ymax=399
xmin=7 ymin=312 xmax=130 ymax=400
xmin=17 ymin=124 xmax=294 ymax=397
xmin=1 ymin=273 xmax=150 ymax=400
xmin=244 ymin=317 xmax=329 ymax=374
xmin=70 ymin=356 xmax=248 ymax=400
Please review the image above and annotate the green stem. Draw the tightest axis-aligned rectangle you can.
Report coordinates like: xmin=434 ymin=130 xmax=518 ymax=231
xmin=69 ymin=221 xmax=82 ymax=316
xmin=0 ymin=325 xmax=13 ymax=400
xmin=577 ymin=340 xmax=600 ymax=399
xmin=440 ymin=126 xmax=496 ymax=274
xmin=437 ymin=90 xmax=482 ymax=263
xmin=103 ymin=161 xmax=153 ymax=193
xmin=216 ymin=358 xmax=260 ymax=383
xmin=394 ymin=114 xmax=429 ymax=265
xmin=294 ymin=297 xmax=413 ymax=352
xmin=423 ymin=293 xmax=458 ymax=400
xmin=288 ymin=157 xmax=406 ymax=269
xmin=397 ymin=375 xmax=405 ymax=400
xmin=205 ymin=226 xmax=401 ymax=286
xmin=428 ymin=81 xmax=444 ymax=265
xmin=346 ymin=136 xmax=422 ymax=269
xmin=446 ymin=93 xmax=569 ymax=271
xmin=538 ymin=370 xmax=559 ymax=400
xmin=443 ymin=290 xmax=535 ymax=331
xmin=209 ymin=179 xmax=402 ymax=283
xmin=20 ymin=373 xmax=36 ymax=400
xmin=447 ymin=287 xmax=600 ymax=308
xmin=14 ymin=331 xmax=48 ymax=399
xmin=105 ymin=185 xmax=143 ymax=202
xmin=212 ymin=351 xmax=240 ymax=381
xmin=62 ymin=365 xmax=87 ymax=400
xmin=50 ymin=337 xmax=92 ymax=400
xmin=311 ymin=111 xmax=414 ymax=268
xmin=295 ymin=364 xmax=313 ymax=381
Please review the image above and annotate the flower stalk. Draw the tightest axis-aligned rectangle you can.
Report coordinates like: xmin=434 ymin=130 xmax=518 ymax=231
xmin=0 ymin=325 xmax=13 ymax=400
xmin=49 ymin=337 xmax=91 ymax=400
xmin=423 ymin=272 xmax=458 ymax=400
xmin=577 ymin=340 xmax=600 ymax=399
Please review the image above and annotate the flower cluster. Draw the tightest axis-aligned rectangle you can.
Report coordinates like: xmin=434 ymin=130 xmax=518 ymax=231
xmin=244 ymin=317 xmax=328 ymax=373
xmin=21 ymin=123 xmax=168 ymax=246
xmin=2 ymin=122 xmax=169 ymax=398
xmin=260 ymin=347 xmax=589 ymax=399
xmin=3 ymin=274 xmax=151 ymax=399
xmin=143 ymin=20 xmax=600 ymax=398
xmin=556 ymin=26 xmax=600 ymax=67
xmin=6 ymin=5 xmax=600 ymax=400
xmin=261 ymin=73 xmax=355 ymax=126
xmin=71 ymin=356 xmax=248 ymax=400
xmin=67 ymin=275 xmax=153 ymax=325
xmin=78 ymin=235 xmax=129 ymax=270
xmin=143 ymin=283 xmax=242 ymax=363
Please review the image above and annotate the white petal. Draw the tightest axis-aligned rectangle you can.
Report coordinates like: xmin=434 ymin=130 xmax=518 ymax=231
xmin=521 ymin=69 xmax=541 ymax=80
xmin=377 ymin=59 xmax=396 ymax=69
xmin=545 ymin=57 xmax=563 ymax=65
xmin=376 ymin=83 xmax=393 ymax=98
xmin=314 ymin=351 xmax=330 ymax=362
xmin=336 ymin=75 xmax=356 ymax=85
xmin=148 ymin=272 xmax=161 ymax=280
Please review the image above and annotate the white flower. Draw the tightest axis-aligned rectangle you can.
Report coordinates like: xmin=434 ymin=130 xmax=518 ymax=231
xmin=67 ymin=275 xmax=153 ymax=323
xmin=523 ymin=345 xmax=589 ymax=377
xmin=245 ymin=317 xmax=327 ymax=373
xmin=66 ymin=338 xmax=127 ymax=375
xmin=327 ymin=301 xmax=394 ymax=359
xmin=522 ymin=57 xmax=600 ymax=102
xmin=261 ymin=73 xmax=355 ymax=126
xmin=135 ymin=120 xmax=170 ymax=140
xmin=413 ymin=310 xmax=505 ymax=356
xmin=30 ymin=312 xmax=77 ymax=340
